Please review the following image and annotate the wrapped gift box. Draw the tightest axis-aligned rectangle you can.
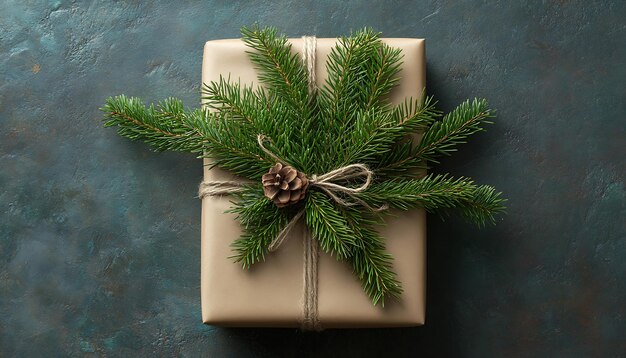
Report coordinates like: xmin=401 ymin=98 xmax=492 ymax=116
xmin=201 ymin=37 xmax=426 ymax=328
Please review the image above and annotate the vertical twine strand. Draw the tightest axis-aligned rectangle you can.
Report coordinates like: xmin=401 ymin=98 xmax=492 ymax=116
xmin=300 ymin=35 xmax=322 ymax=331
xmin=302 ymin=36 xmax=317 ymax=99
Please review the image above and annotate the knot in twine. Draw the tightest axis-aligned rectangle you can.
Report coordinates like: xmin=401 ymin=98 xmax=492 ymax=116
xmin=198 ymin=36 xmax=386 ymax=331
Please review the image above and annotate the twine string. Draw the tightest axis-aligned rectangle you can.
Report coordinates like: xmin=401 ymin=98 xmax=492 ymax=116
xmin=197 ymin=180 xmax=249 ymax=197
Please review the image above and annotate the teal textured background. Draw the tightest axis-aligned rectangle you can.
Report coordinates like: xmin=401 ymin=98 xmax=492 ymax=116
xmin=1 ymin=1 xmax=625 ymax=356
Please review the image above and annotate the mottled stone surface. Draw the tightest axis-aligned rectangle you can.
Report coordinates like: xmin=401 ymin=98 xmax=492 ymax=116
xmin=1 ymin=0 xmax=624 ymax=356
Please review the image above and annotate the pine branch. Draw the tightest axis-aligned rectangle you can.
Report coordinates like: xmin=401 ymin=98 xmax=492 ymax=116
xmin=240 ymin=25 xmax=309 ymax=113
xmin=456 ymin=184 xmax=507 ymax=227
xmin=377 ymin=98 xmax=493 ymax=176
xmin=294 ymin=29 xmax=385 ymax=173
xmin=358 ymin=174 xmax=506 ymax=226
xmin=341 ymin=207 xmax=402 ymax=306
xmin=318 ymin=28 xmax=381 ymax=125
xmin=416 ymin=98 xmax=493 ymax=163
xmin=337 ymin=95 xmax=441 ymax=168
xmin=373 ymin=140 xmax=419 ymax=179
xmin=361 ymin=41 xmax=403 ymax=110
xmin=102 ymin=95 xmax=209 ymax=154
xmin=196 ymin=112 xmax=278 ymax=180
xmin=392 ymin=94 xmax=442 ymax=134
xmin=228 ymin=186 xmax=289 ymax=268
xmin=201 ymin=76 xmax=307 ymax=171
xmin=201 ymin=76 xmax=261 ymax=124
xmin=357 ymin=95 xmax=441 ymax=166
xmin=238 ymin=26 xmax=317 ymax=171
xmin=338 ymin=108 xmax=399 ymax=166
xmin=304 ymin=191 xmax=359 ymax=259
xmin=102 ymin=96 xmax=272 ymax=179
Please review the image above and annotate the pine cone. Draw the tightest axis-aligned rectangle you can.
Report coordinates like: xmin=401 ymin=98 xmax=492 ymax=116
xmin=262 ymin=163 xmax=309 ymax=207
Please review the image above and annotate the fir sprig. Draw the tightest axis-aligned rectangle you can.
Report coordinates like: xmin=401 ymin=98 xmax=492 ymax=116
xmin=305 ymin=191 xmax=359 ymax=259
xmin=341 ymin=206 xmax=402 ymax=306
xmin=228 ymin=186 xmax=288 ymax=268
xmin=241 ymin=25 xmax=310 ymax=117
xmin=101 ymin=26 xmax=506 ymax=305
xmin=376 ymin=98 xmax=494 ymax=177
xmin=102 ymin=95 xmax=208 ymax=153
xmin=359 ymin=174 xmax=506 ymax=226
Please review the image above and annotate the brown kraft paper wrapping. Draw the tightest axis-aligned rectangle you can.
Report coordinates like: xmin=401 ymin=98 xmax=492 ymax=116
xmin=201 ymin=37 xmax=426 ymax=328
